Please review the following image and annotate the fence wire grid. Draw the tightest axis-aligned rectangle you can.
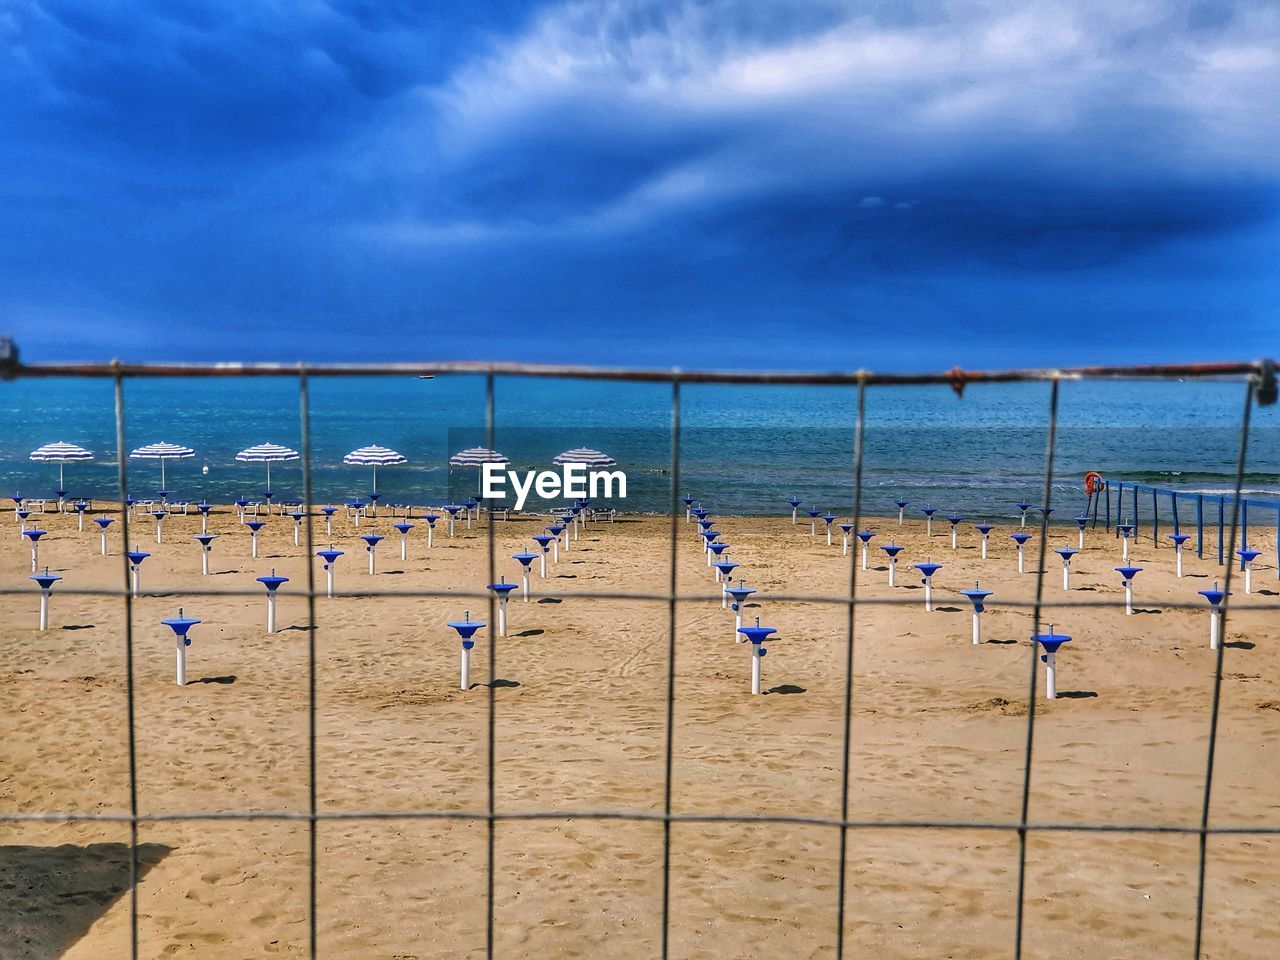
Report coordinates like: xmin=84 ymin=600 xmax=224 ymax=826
xmin=2 ymin=353 xmax=1278 ymax=960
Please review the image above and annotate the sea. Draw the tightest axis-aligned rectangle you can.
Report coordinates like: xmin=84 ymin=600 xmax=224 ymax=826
xmin=1 ymin=375 xmax=1277 ymax=522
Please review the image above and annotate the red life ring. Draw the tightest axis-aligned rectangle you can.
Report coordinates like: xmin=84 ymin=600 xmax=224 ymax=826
xmin=1084 ymin=471 xmax=1103 ymax=496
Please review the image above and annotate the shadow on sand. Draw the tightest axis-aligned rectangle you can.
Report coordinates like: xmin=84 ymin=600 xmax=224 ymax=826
xmin=0 ymin=841 xmax=171 ymax=960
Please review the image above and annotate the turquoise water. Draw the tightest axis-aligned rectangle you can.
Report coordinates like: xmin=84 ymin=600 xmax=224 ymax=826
xmin=0 ymin=375 xmax=1276 ymax=519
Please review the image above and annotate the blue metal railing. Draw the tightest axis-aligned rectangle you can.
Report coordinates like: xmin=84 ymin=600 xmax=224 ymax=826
xmin=1097 ymin=478 xmax=1279 ymax=574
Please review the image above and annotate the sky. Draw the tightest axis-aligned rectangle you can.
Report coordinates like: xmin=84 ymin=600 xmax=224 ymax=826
xmin=1 ymin=0 xmax=1277 ymax=371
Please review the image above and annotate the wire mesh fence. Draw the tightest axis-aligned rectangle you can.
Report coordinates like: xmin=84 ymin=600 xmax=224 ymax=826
xmin=1 ymin=348 xmax=1277 ymax=959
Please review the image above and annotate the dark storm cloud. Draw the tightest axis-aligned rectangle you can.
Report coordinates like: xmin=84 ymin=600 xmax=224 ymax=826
xmin=2 ymin=0 xmax=544 ymax=161
xmin=685 ymin=175 xmax=1278 ymax=275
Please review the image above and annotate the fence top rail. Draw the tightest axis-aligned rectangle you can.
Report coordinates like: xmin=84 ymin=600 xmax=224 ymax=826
xmin=0 ymin=355 xmax=1275 ymax=391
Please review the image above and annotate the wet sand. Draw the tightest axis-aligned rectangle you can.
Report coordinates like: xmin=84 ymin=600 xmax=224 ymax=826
xmin=1 ymin=504 xmax=1277 ymax=958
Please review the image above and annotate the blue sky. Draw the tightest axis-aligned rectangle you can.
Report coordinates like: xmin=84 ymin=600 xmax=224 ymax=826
xmin=1 ymin=0 xmax=1277 ymax=370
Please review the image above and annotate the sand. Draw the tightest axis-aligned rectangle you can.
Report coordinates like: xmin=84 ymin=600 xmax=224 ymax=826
xmin=1 ymin=504 xmax=1277 ymax=958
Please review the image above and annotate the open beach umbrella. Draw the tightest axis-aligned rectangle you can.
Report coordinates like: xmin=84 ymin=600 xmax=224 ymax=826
xmin=235 ymin=442 xmax=300 ymax=492
xmin=449 ymin=447 xmax=509 ymax=467
xmin=342 ymin=444 xmax=407 ymax=493
xmin=130 ymin=441 xmax=195 ymax=490
xmin=553 ymin=449 xmax=616 ymax=516
xmin=552 ymin=447 xmax=617 ymax=467
xmin=450 ymin=447 xmax=509 ymax=499
xmin=29 ymin=441 xmax=93 ymax=492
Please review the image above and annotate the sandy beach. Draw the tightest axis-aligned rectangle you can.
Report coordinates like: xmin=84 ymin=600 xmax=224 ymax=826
xmin=2 ymin=504 xmax=1278 ymax=959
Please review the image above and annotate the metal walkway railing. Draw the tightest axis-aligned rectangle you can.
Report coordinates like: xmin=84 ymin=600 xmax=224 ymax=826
xmin=1096 ymin=478 xmax=1280 ymax=572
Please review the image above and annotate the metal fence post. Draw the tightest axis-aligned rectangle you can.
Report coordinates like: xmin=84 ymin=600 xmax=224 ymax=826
xmin=1218 ymin=497 xmax=1225 ymax=564
xmin=1196 ymin=494 xmax=1204 ymax=558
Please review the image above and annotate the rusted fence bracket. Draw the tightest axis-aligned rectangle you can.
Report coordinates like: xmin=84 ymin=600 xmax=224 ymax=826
xmin=1257 ymin=358 xmax=1276 ymax=406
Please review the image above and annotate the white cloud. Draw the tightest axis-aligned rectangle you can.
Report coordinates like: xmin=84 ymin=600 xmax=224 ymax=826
xmin=382 ymin=0 xmax=1280 ymax=238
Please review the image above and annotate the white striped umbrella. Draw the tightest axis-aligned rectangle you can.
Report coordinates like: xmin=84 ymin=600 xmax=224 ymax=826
xmin=343 ymin=445 xmax=407 ymax=493
xmin=130 ymin=441 xmax=195 ymax=489
xmin=450 ymin=447 xmax=508 ymax=502
xmin=552 ymin=447 xmax=617 ymax=467
xmin=29 ymin=441 xmax=94 ymax=490
xmin=449 ymin=447 xmax=508 ymax=466
xmin=235 ymin=443 xmax=300 ymax=492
